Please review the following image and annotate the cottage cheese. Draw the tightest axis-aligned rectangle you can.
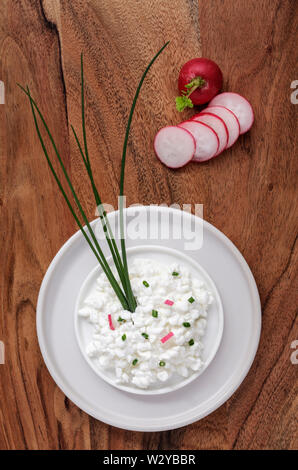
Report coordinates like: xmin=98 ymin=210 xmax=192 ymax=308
xmin=79 ymin=258 xmax=213 ymax=389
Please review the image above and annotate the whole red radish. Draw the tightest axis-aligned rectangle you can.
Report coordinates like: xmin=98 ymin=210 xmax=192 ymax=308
xmin=176 ymin=58 xmax=223 ymax=111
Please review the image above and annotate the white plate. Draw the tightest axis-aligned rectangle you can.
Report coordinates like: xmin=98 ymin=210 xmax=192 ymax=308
xmin=37 ymin=206 xmax=261 ymax=431
xmin=74 ymin=245 xmax=224 ymax=395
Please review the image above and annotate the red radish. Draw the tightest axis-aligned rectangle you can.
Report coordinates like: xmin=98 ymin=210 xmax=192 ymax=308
xmin=178 ymin=120 xmax=219 ymax=162
xmin=176 ymin=58 xmax=223 ymax=111
xmin=164 ymin=299 xmax=174 ymax=306
xmin=208 ymin=92 xmax=254 ymax=134
xmin=193 ymin=113 xmax=228 ymax=155
xmin=204 ymin=106 xmax=240 ymax=147
xmin=154 ymin=126 xmax=195 ymax=169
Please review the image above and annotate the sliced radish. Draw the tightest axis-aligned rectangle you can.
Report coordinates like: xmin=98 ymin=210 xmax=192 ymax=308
xmin=192 ymin=113 xmax=228 ymax=155
xmin=154 ymin=126 xmax=196 ymax=169
xmin=204 ymin=106 xmax=240 ymax=147
xmin=208 ymin=92 xmax=254 ymax=134
xmin=178 ymin=120 xmax=219 ymax=162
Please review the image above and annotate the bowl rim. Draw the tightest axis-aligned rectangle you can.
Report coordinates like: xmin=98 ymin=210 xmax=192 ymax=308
xmin=74 ymin=244 xmax=224 ymax=395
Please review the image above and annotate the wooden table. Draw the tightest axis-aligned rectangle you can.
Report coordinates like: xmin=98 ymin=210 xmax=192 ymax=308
xmin=0 ymin=0 xmax=297 ymax=450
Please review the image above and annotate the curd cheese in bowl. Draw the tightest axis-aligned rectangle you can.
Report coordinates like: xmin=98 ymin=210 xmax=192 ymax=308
xmin=75 ymin=246 xmax=223 ymax=394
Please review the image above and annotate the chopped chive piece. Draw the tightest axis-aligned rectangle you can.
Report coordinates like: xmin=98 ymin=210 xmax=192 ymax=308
xmin=122 ymin=334 xmax=126 ymax=341
xmin=152 ymin=309 xmax=158 ymax=318
xmin=183 ymin=322 xmax=191 ymax=327
xmin=188 ymin=296 xmax=195 ymax=304
xmin=159 ymin=361 xmax=166 ymax=367
xmin=143 ymin=280 xmax=149 ymax=287
xmin=132 ymin=358 xmax=138 ymax=366
xmin=172 ymin=271 xmax=179 ymax=276
xmin=188 ymin=339 xmax=194 ymax=346
xmin=118 ymin=316 xmax=126 ymax=323
xmin=142 ymin=332 xmax=149 ymax=339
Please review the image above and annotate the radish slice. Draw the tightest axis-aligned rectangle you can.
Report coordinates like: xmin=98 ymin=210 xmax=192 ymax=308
xmin=178 ymin=120 xmax=219 ymax=162
xmin=161 ymin=332 xmax=174 ymax=343
xmin=164 ymin=299 xmax=174 ymax=306
xmin=204 ymin=105 xmax=240 ymax=147
xmin=193 ymin=113 xmax=228 ymax=155
xmin=108 ymin=314 xmax=115 ymax=331
xmin=154 ymin=126 xmax=196 ymax=169
xmin=208 ymin=92 xmax=254 ymax=134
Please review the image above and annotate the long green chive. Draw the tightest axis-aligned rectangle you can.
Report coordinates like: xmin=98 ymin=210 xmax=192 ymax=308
xmin=188 ymin=339 xmax=195 ymax=346
xmin=152 ymin=310 xmax=158 ymax=318
xmin=183 ymin=322 xmax=191 ymax=328
xmin=143 ymin=280 xmax=149 ymax=288
xmin=18 ymin=41 xmax=169 ymax=314
xmin=188 ymin=297 xmax=195 ymax=304
xmin=122 ymin=334 xmax=126 ymax=341
xmin=142 ymin=332 xmax=149 ymax=339
xmin=71 ymin=124 xmax=126 ymax=288
xmin=132 ymin=358 xmax=138 ymax=366
xmin=72 ymin=54 xmax=129 ymax=292
xmin=159 ymin=361 xmax=166 ymax=367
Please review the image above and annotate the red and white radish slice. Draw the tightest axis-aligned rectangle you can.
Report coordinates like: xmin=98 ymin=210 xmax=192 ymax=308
xmin=178 ymin=120 xmax=219 ymax=162
xmin=192 ymin=113 xmax=228 ymax=155
xmin=208 ymin=92 xmax=254 ymax=134
xmin=154 ymin=126 xmax=195 ymax=169
xmin=200 ymin=105 xmax=240 ymax=148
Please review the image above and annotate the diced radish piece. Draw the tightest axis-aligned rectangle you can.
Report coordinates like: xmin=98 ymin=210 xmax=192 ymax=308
xmin=164 ymin=299 xmax=174 ymax=306
xmin=192 ymin=113 xmax=228 ymax=155
xmin=208 ymin=92 xmax=254 ymax=134
xmin=204 ymin=105 xmax=240 ymax=147
xmin=108 ymin=314 xmax=115 ymax=331
xmin=178 ymin=120 xmax=219 ymax=162
xmin=161 ymin=332 xmax=174 ymax=343
xmin=154 ymin=126 xmax=195 ymax=169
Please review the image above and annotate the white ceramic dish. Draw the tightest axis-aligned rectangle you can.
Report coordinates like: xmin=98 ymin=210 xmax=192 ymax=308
xmin=74 ymin=245 xmax=224 ymax=395
xmin=36 ymin=206 xmax=261 ymax=431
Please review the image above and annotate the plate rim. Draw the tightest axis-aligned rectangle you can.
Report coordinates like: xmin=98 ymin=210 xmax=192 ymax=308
xmin=36 ymin=206 xmax=262 ymax=431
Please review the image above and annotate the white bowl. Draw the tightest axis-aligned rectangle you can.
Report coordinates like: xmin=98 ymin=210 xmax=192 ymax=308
xmin=74 ymin=244 xmax=224 ymax=395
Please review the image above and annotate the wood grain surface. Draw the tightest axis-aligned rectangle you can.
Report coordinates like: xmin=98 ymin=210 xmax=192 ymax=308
xmin=0 ymin=0 xmax=297 ymax=450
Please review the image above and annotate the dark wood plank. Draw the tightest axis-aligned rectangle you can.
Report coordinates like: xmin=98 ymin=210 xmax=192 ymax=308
xmin=0 ymin=0 xmax=297 ymax=450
